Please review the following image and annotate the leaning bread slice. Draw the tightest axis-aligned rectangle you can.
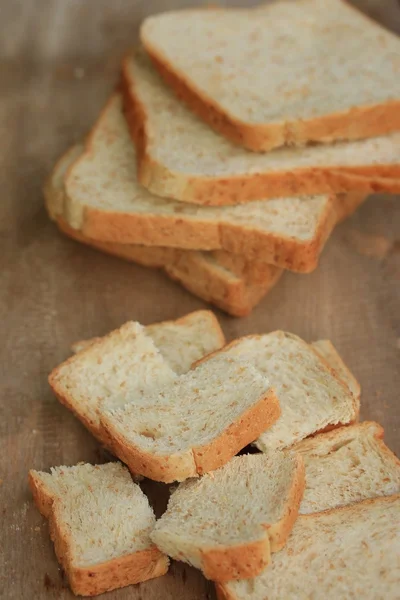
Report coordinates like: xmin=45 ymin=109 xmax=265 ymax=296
xmin=217 ymin=494 xmax=400 ymax=600
xmin=29 ymin=462 xmax=168 ymax=596
xmin=204 ymin=332 xmax=358 ymax=452
xmin=151 ymin=452 xmax=304 ymax=581
xmin=101 ymin=353 xmax=280 ymax=482
xmin=63 ymin=93 xmax=343 ymax=273
xmin=295 ymin=421 xmax=400 ymax=514
xmin=141 ymin=0 xmax=400 ymax=153
xmin=121 ymin=50 xmax=400 ymax=205
xmin=311 ymin=339 xmax=360 ymax=401
xmin=49 ymin=313 xmax=224 ymax=446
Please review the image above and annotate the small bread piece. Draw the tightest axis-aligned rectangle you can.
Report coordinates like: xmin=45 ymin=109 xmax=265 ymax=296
xmin=205 ymin=331 xmax=358 ymax=451
xmin=49 ymin=314 xmax=224 ymax=445
xmin=141 ymin=0 xmax=400 ymax=153
xmin=217 ymin=495 xmax=400 ymax=600
xmin=101 ymin=354 xmax=280 ymax=482
xmin=62 ymin=93 xmax=344 ymax=273
xmin=294 ymin=422 xmax=400 ymax=514
xmin=29 ymin=462 xmax=168 ymax=596
xmin=311 ymin=339 xmax=360 ymax=401
xmin=122 ymin=50 xmax=400 ymax=205
xmin=151 ymin=452 xmax=305 ymax=581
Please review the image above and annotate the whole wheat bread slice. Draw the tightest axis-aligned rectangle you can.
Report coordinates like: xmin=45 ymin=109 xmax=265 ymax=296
xmin=141 ymin=0 xmax=400 ymax=153
xmin=217 ymin=495 xmax=400 ymax=600
xmin=151 ymin=452 xmax=305 ymax=581
xmin=121 ymin=50 xmax=400 ymax=205
xmin=29 ymin=462 xmax=168 ymax=596
xmin=45 ymin=144 xmax=284 ymax=316
xmin=295 ymin=421 xmax=400 ymax=514
xmin=100 ymin=352 xmax=280 ymax=482
xmin=62 ymin=93 xmax=350 ymax=273
xmin=49 ymin=312 xmax=225 ymax=444
xmin=199 ymin=332 xmax=358 ymax=452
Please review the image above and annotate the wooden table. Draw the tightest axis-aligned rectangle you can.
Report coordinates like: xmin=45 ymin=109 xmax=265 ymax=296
xmin=1 ymin=1 xmax=399 ymax=598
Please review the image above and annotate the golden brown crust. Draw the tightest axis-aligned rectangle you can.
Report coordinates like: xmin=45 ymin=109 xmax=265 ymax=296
xmin=198 ymin=453 xmax=304 ymax=582
xmin=30 ymin=469 xmax=168 ymax=596
xmin=144 ymin=41 xmax=400 ymax=154
xmin=193 ymin=389 xmax=281 ymax=476
xmin=100 ymin=387 xmax=280 ymax=483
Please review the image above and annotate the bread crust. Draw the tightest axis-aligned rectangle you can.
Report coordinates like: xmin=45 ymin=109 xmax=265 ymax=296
xmin=100 ymin=387 xmax=280 ymax=483
xmin=142 ymin=22 xmax=400 ymax=154
xmin=29 ymin=471 xmax=168 ymax=596
xmin=198 ymin=454 xmax=305 ymax=581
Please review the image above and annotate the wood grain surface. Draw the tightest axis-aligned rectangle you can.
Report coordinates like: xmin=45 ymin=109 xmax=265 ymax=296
xmin=1 ymin=1 xmax=399 ymax=598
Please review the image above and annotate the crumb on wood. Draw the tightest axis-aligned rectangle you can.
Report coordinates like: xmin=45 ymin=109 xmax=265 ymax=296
xmin=345 ymin=230 xmax=392 ymax=259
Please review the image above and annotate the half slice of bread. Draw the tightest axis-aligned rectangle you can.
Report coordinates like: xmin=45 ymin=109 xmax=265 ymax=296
xmin=49 ymin=312 xmax=224 ymax=444
xmin=217 ymin=495 xmax=400 ymax=600
xmin=295 ymin=422 xmax=400 ymax=514
xmin=203 ymin=332 xmax=358 ymax=451
xmin=62 ymin=93 xmax=345 ymax=273
xmin=29 ymin=462 xmax=168 ymax=596
xmin=100 ymin=353 xmax=280 ymax=482
xmin=122 ymin=50 xmax=400 ymax=205
xmin=151 ymin=452 xmax=304 ymax=581
xmin=141 ymin=0 xmax=400 ymax=153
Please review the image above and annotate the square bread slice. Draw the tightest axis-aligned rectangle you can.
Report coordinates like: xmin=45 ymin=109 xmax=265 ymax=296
xmin=141 ymin=0 xmax=400 ymax=153
xmin=121 ymin=50 xmax=400 ymax=205
xmin=217 ymin=495 xmax=400 ymax=600
xmin=49 ymin=312 xmax=225 ymax=445
xmin=44 ymin=144 xmax=284 ymax=317
xmin=151 ymin=452 xmax=304 ymax=582
xmin=29 ymin=462 xmax=168 ymax=596
xmin=100 ymin=353 xmax=280 ymax=482
xmin=311 ymin=339 xmax=360 ymax=401
xmin=204 ymin=332 xmax=358 ymax=452
xmin=63 ymin=93 xmax=346 ymax=273
xmin=295 ymin=421 xmax=400 ymax=514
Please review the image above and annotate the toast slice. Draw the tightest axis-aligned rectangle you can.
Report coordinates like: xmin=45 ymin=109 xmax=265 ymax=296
xmin=151 ymin=452 xmax=304 ymax=581
xmin=202 ymin=332 xmax=358 ymax=451
xmin=121 ymin=50 xmax=400 ymax=205
xmin=100 ymin=352 xmax=280 ymax=482
xmin=62 ymin=93 xmax=347 ymax=273
xmin=217 ymin=495 xmax=400 ymax=600
xmin=295 ymin=422 xmax=400 ymax=514
xmin=49 ymin=312 xmax=225 ymax=444
xmin=311 ymin=339 xmax=360 ymax=401
xmin=45 ymin=145 xmax=283 ymax=316
xmin=29 ymin=462 xmax=168 ymax=596
xmin=141 ymin=0 xmax=400 ymax=153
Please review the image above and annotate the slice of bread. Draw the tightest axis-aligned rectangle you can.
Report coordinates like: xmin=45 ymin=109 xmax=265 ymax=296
xmin=217 ymin=495 xmax=400 ymax=600
xmin=295 ymin=422 xmax=400 ymax=514
xmin=141 ymin=1 xmax=400 ymax=153
xmin=29 ymin=462 xmax=168 ymax=596
xmin=202 ymin=332 xmax=358 ymax=452
xmin=311 ymin=339 xmax=360 ymax=401
xmin=151 ymin=452 xmax=304 ymax=581
xmin=122 ymin=50 xmax=400 ymax=205
xmin=49 ymin=312 xmax=224 ymax=444
xmin=62 ymin=93 xmax=345 ymax=273
xmin=100 ymin=353 xmax=280 ymax=482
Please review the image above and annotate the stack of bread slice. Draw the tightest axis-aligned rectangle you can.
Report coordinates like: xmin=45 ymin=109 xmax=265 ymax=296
xmin=45 ymin=0 xmax=400 ymax=316
xmin=29 ymin=310 xmax=400 ymax=596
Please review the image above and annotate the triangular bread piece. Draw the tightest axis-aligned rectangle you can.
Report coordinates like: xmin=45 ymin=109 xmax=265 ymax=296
xmin=141 ymin=0 xmax=400 ymax=152
xmin=29 ymin=462 xmax=168 ymax=596
xmin=152 ymin=452 xmax=304 ymax=581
